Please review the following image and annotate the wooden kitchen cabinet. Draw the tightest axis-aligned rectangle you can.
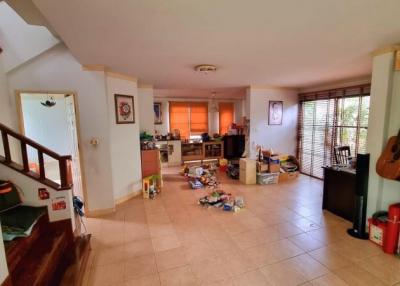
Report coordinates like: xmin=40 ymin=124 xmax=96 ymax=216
xmin=181 ymin=143 xmax=203 ymax=161
xmin=203 ymin=141 xmax=224 ymax=160
xmin=141 ymin=149 xmax=161 ymax=178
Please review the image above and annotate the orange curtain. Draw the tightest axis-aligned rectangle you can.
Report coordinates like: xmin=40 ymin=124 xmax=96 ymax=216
xmin=219 ymin=102 xmax=234 ymax=135
xmin=169 ymin=102 xmax=190 ymax=139
xmin=190 ymin=102 xmax=208 ymax=134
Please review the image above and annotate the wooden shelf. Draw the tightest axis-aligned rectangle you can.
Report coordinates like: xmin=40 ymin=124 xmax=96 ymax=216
xmin=181 ymin=141 xmax=223 ymax=162
xmin=203 ymin=141 xmax=224 ymax=160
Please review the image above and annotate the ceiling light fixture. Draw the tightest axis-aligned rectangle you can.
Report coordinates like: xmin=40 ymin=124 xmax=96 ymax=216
xmin=210 ymin=91 xmax=219 ymax=112
xmin=41 ymin=94 xmax=56 ymax=107
xmin=194 ymin=64 xmax=217 ymax=74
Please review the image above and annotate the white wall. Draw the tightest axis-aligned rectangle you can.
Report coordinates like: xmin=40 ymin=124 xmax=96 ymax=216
xmin=106 ymin=76 xmax=142 ymax=201
xmin=0 ymin=2 xmax=59 ymax=72
xmin=6 ymin=44 xmax=115 ymax=212
xmin=0 ymin=164 xmax=74 ymax=223
xmin=0 ymin=57 xmax=14 ymax=127
xmin=21 ymin=93 xmax=72 ymax=160
xmin=153 ymin=97 xmax=243 ymax=136
xmin=367 ymin=51 xmax=400 ymax=217
xmin=138 ymin=87 xmax=155 ymax=135
xmin=248 ymin=87 xmax=298 ymax=158
xmin=154 ymin=98 xmax=170 ymax=135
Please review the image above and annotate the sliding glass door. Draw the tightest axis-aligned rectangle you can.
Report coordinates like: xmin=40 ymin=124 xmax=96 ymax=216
xmin=297 ymin=85 xmax=370 ymax=179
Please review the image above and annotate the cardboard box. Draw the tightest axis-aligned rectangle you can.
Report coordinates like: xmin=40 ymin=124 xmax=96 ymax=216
xmin=279 ymin=171 xmax=299 ymax=182
xmin=269 ymin=163 xmax=280 ymax=173
xmin=257 ymin=162 xmax=269 ymax=173
xmin=257 ymin=172 xmax=279 ymax=185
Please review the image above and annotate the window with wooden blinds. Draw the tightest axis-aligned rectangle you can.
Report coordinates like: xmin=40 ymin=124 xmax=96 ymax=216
xmin=190 ymin=102 xmax=208 ymax=134
xmin=219 ymin=102 xmax=234 ymax=135
xmin=169 ymin=102 xmax=190 ymax=139
xmin=297 ymin=84 xmax=370 ymax=179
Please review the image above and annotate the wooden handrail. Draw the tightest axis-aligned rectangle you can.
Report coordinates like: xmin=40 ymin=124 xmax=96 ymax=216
xmin=0 ymin=122 xmax=72 ymax=190
xmin=0 ymin=123 xmax=66 ymax=159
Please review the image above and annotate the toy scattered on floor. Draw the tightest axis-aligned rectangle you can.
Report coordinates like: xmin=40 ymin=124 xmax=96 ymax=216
xmin=180 ymin=164 xmax=189 ymax=175
xmin=142 ymin=175 xmax=160 ymax=199
xmin=184 ymin=162 xmax=220 ymax=190
xmin=189 ymin=179 xmax=203 ymax=189
xmin=199 ymin=173 xmax=219 ymax=189
xmin=198 ymin=191 xmax=245 ymax=212
xmin=235 ymin=196 xmax=245 ymax=208
xmin=188 ymin=166 xmax=204 ymax=178
xmin=227 ymin=162 xmax=239 ymax=179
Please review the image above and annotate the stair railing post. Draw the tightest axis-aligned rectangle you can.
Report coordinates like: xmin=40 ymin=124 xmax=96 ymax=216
xmin=59 ymin=156 xmax=71 ymax=189
xmin=20 ymin=141 xmax=29 ymax=172
xmin=38 ymin=151 xmax=45 ymax=180
xmin=1 ymin=130 xmax=11 ymax=163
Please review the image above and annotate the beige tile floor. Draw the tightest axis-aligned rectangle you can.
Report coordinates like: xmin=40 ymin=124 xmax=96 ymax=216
xmin=82 ymin=168 xmax=400 ymax=286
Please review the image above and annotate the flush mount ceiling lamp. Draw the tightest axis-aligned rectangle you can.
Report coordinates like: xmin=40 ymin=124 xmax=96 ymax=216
xmin=194 ymin=64 xmax=217 ymax=74
xmin=41 ymin=94 xmax=56 ymax=107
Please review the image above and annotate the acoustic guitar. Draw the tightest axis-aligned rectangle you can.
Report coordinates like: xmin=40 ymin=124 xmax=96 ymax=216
xmin=376 ymin=129 xmax=400 ymax=181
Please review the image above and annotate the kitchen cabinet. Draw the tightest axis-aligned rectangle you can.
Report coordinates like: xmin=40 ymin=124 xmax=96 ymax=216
xmin=203 ymin=142 xmax=224 ymax=160
xmin=155 ymin=140 xmax=182 ymax=167
xmin=181 ymin=142 xmax=203 ymax=161
xmin=141 ymin=149 xmax=161 ymax=178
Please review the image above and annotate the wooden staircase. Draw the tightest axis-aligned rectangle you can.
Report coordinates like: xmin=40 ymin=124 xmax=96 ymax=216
xmin=5 ymin=214 xmax=74 ymax=286
xmin=0 ymin=122 xmax=91 ymax=286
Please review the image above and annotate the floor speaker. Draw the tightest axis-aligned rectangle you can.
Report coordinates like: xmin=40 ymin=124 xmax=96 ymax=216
xmin=347 ymin=153 xmax=370 ymax=239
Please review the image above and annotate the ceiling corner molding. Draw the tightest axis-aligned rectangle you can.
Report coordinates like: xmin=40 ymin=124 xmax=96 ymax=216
xmin=371 ymin=44 xmax=400 ymax=57
xmin=82 ymin=65 xmax=138 ymax=82
xmin=106 ymin=71 xmax=137 ymax=82
xmin=249 ymin=85 xmax=299 ymax=92
xmin=81 ymin=64 xmax=107 ymax=72
xmin=138 ymin=83 xmax=153 ymax=89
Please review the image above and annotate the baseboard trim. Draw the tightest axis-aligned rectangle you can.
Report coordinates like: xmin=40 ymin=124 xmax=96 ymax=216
xmin=85 ymin=190 xmax=142 ymax=217
xmin=85 ymin=207 xmax=115 ymax=218
xmin=115 ymin=189 xmax=142 ymax=205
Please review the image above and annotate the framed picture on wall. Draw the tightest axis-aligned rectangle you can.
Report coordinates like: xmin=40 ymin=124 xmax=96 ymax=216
xmin=154 ymin=102 xmax=162 ymax=124
xmin=268 ymin=100 xmax=283 ymax=125
xmin=114 ymin=94 xmax=135 ymax=124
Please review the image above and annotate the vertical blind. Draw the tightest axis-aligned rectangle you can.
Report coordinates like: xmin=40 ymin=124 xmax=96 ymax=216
xmin=297 ymin=84 xmax=370 ymax=179
xmin=219 ymin=102 xmax=234 ymax=135
xmin=169 ymin=102 xmax=208 ymax=138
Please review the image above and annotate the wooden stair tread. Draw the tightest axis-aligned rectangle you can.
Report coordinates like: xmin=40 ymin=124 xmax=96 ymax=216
xmin=5 ymin=213 xmax=50 ymax=274
xmin=11 ymin=230 xmax=69 ymax=286
xmin=60 ymin=234 xmax=92 ymax=286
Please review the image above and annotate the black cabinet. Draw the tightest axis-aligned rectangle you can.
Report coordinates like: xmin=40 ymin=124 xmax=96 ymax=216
xmin=223 ymin=135 xmax=245 ymax=159
xmin=322 ymin=167 xmax=356 ymax=222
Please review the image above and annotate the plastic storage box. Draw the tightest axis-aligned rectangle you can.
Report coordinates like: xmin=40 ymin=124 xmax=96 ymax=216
xmin=256 ymin=172 xmax=279 ymax=185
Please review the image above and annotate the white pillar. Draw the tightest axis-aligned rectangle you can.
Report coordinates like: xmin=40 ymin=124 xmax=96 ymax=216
xmin=367 ymin=50 xmax=400 ymax=217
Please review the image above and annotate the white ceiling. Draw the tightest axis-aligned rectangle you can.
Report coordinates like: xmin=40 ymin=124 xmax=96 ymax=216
xmin=153 ymin=87 xmax=246 ymax=99
xmin=32 ymin=0 xmax=400 ymax=89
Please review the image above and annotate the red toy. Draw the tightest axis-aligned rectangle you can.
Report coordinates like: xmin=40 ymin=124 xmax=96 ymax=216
xmin=383 ymin=203 xmax=400 ymax=254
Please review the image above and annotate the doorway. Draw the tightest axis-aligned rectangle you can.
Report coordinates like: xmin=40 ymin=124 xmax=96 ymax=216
xmin=16 ymin=92 xmax=85 ymax=201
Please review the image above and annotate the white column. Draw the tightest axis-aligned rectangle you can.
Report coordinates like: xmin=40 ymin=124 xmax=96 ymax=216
xmin=367 ymin=50 xmax=400 ymax=217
